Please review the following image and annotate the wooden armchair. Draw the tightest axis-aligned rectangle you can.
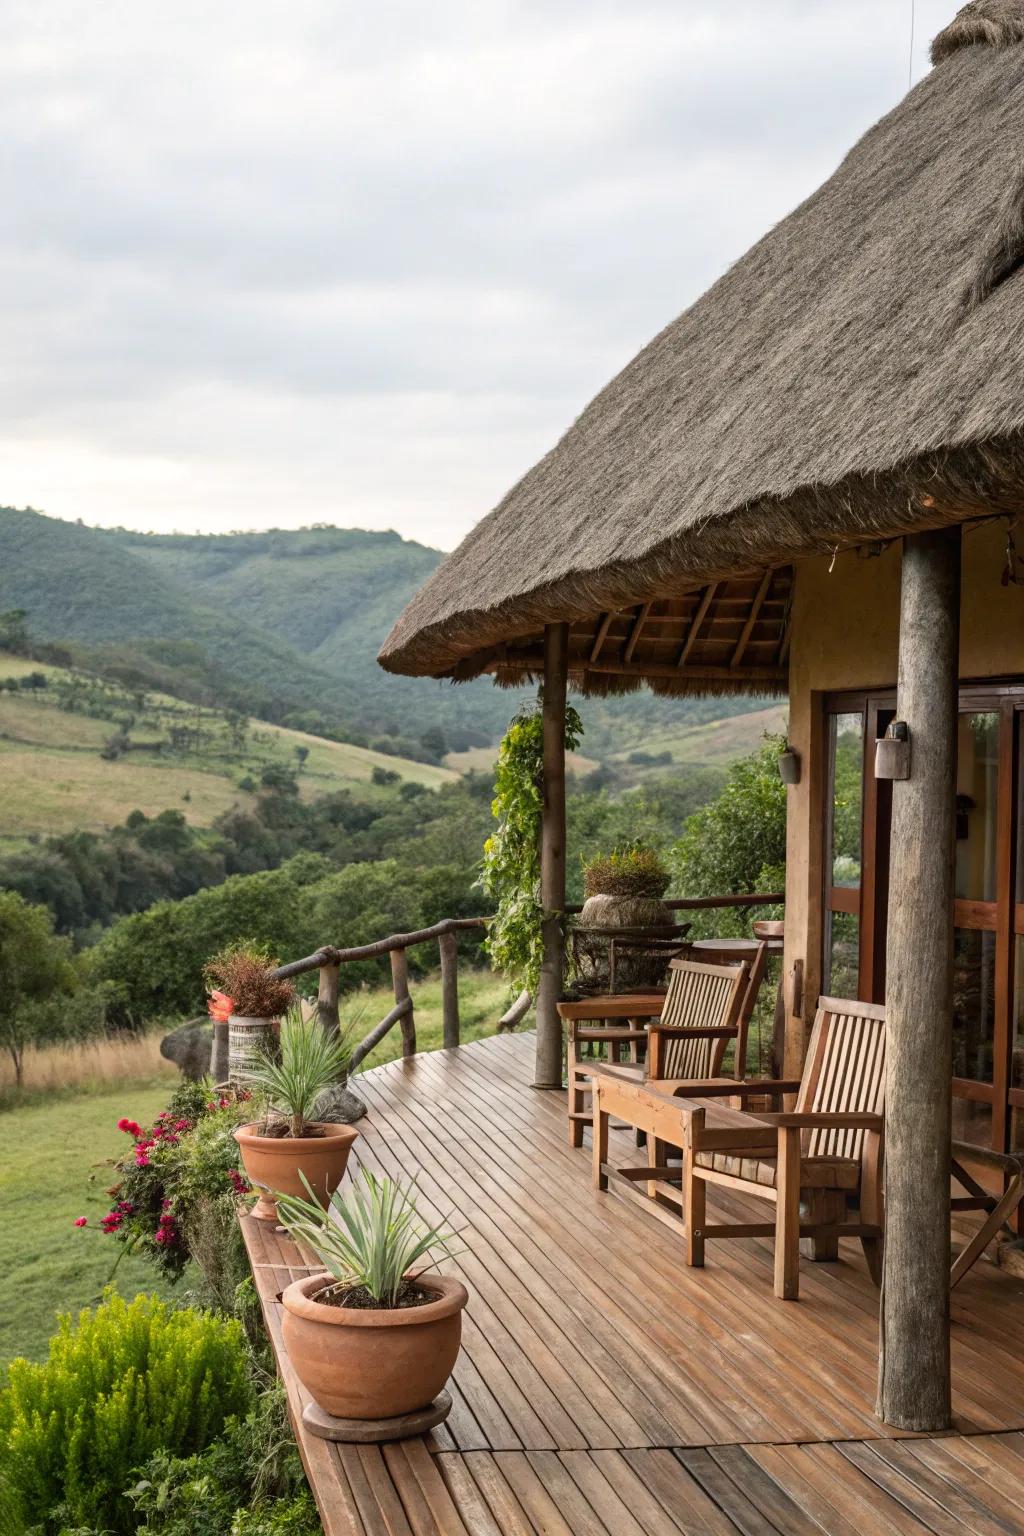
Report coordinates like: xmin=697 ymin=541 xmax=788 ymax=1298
xmin=682 ymin=995 xmax=886 ymax=1300
xmin=560 ymin=958 xmax=749 ymax=1148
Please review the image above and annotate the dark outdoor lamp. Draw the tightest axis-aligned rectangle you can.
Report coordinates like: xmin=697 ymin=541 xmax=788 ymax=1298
xmin=778 ymin=744 xmax=801 ymax=784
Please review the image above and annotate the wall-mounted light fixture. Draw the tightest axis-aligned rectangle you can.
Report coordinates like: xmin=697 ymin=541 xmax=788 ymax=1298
xmin=778 ymin=745 xmax=801 ymax=785
xmin=875 ymin=720 xmax=911 ymax=780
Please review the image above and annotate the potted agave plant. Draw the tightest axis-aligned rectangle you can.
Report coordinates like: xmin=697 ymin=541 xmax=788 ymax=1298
xmin=234 ymin=1009 xmax=357 ymax=1222
xmin=204 ymin=940 xmax=296 ymax=1085
xmin=278 ymin=1170 xmax=466 ymax=1422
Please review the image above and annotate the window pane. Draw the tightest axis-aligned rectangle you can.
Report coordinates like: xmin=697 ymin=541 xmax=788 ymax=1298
xmin=953 ymin=1098 xmax=993 ymax=1149
xmin=830 ymin=712 xmax=864 ymax=886
xmin=825 ymin=911 xmax=859 ymax=998
xmin=952 ymin=928 xmax=996 ymax=1084
xmin=1011 ymin=936 xmax=1024 ymax=1095
xmin=955 ymin=712 xmax=999 ymax=901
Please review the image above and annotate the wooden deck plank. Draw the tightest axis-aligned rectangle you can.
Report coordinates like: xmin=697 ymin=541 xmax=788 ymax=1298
xmin=241 ymin=1030 xmax=1024 ymax=1536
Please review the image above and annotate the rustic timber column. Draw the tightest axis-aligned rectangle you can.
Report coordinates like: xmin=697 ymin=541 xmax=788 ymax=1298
xmin=438 ymin=929 xmax=460 ymax=1049
xmin=534 ymin=621 xmax=569 ymax=1088
xmin=877 ymin=527 xmax=960 ymax=1432
xmin=313 ymin=960 xmax=366 ymax=1123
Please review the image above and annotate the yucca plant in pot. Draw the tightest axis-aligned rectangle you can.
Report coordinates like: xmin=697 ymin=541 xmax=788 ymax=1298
xmin=278 ymin=1170 xmax=467 ymax=1422
xmin=234 ymin=1009 xmax=357 ymax=1222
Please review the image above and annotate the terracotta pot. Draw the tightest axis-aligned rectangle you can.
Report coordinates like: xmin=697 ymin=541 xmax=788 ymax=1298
xmin=234 ymin=1121 xmax=358 ymax=1222
xmin=281 ymin=1271 xmax=468 ymax=1420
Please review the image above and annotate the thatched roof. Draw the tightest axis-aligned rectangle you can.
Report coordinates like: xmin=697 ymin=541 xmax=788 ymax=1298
xmin=380 ymin=1 xmax=1024 ymax=691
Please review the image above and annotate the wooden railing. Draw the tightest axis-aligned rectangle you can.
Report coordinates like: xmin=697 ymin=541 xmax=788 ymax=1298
xmin=269 ymin=891 xmax=783 ymax=1066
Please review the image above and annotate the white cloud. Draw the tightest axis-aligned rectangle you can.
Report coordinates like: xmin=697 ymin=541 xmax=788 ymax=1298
xmin=0 ymin=0 xmax=950 ymax=547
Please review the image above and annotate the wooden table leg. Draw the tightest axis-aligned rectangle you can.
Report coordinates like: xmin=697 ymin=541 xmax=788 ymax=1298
xmin=592 ymin=1078 xmax=609 ymax=1191
xmin=774 ymin=1127 xmax=801 ymax=1300
xmin=682 ymin=1113 xmax=705 ymax=1267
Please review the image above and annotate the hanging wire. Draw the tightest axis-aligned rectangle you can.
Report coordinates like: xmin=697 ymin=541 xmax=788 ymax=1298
xmin=908 ymin=0 xmax=916 ymax=89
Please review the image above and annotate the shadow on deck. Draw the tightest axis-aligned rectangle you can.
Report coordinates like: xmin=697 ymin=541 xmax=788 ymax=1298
xmin=243 ymin=1029 xmax=1024 ymax=1535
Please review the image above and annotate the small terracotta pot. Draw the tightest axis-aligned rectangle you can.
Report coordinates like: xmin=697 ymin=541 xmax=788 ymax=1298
xmin=234 ymin=1121 xmax=358 ymax=1222
xmin=281 ymin=1271 xmax=468 ymax=1420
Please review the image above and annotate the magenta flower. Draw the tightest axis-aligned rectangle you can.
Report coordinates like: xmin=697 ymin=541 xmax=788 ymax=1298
xmin=74 ymin=1216 xmax=88 ymax=1227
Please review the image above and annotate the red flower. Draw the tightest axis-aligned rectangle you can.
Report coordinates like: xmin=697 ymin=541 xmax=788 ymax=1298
xmin=74 ymin=1216 xmax=88 ymax=1227
xmin=117 ymin=1118 xmax=142 ymax=1137
xmin=207 ymin=990 xmax=234 ymax=1023
xmin=135 ymin=1152 xmax=150 ymax=1168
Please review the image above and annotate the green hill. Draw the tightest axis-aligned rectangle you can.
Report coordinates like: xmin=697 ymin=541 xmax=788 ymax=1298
xmin=0 ymin=508 xmax=780 ymax=756
xmin=0 ymin=653 xmax=454 ymax=844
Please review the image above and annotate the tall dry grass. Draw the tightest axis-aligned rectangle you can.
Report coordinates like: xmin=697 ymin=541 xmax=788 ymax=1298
xmin=0 ymin=1033 xmax=176 ymax=1097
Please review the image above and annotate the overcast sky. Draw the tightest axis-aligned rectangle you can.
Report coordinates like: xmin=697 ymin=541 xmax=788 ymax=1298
xmin=2 ymin=0 xmax=952 ymax=551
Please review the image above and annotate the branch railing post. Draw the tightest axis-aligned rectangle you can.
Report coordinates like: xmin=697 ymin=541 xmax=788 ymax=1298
xmin=316 ymin=961 xmax=341 ymax=1038
xmin=391 ymin=947 xmax=416 ymax=1058
xmin=312 ymin=958 xmax=367 ymax=1124
xmin=438 ymin=930 xmax=460 ymax=1049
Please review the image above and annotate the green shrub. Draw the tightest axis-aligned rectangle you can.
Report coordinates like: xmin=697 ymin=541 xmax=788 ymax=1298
xmin=0 ymin=1292 xmax=251 ymax=1534
xmin=582 ymin=841 xmax=670 ymax=900
xmin=668 ymin=736 xmax=787 ymax=940
xmin=127 ymin=1379 xmax=317 ymax=1536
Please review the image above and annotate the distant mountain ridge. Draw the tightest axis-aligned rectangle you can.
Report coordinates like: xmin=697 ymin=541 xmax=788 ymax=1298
xmin=0 ymin=508 xmax=773 ymax=751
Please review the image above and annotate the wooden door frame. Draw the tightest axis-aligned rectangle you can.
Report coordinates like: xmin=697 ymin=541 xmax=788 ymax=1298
xmin=822 ymin=679 xmax=1024 ymax=1156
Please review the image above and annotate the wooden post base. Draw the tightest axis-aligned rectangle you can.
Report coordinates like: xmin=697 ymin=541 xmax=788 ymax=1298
xmin=301 ymin=1389 xmax=453 ymax=1444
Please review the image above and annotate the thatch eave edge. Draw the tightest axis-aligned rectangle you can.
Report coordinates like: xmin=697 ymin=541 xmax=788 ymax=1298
xmin=379 ymin=434 xmax=1024 ymax=683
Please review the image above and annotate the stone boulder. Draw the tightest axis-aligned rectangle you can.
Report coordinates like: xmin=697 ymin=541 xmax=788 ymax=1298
xmin=160 ymin=1018 xmax=213 ymax=1081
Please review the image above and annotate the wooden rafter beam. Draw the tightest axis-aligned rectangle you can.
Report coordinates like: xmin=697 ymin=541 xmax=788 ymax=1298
xmin=589 ymin=612 xmax=616 ymax=664
xmin=677 ymin=583 xmax=717 ymax=667
xmin=777 ymin=591 xmax=794 ymax=666
xmin=731 ymin=569 xmax=773 ymax=668
xmin=622 ymin=602 xmax=652 ymax=664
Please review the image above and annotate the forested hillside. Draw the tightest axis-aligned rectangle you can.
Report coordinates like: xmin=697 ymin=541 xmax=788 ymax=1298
xmin=0 ymin=508 xmax=777 ymax=755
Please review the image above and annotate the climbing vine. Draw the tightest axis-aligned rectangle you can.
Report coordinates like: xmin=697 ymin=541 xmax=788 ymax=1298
xmin=480 ymin=696 xmax=583 ymax=993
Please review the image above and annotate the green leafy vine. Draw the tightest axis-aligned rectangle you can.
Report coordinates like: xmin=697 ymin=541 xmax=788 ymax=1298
xmin=480 ymin=696 xmax=583 ymax=993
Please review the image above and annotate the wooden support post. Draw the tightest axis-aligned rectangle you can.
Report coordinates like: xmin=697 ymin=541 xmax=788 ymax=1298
xmin=317 ymin=962 xmax=341 ymax=1038
xmin=439 ymin=930 xmax=460 ymax=1049
xmin=535 ymin=621 xmax=569 ymax=1088
xmin=313 ymin=961 xmax=366 ymax=1123
xmin=876 ymin=527 xmax=960 ymax=1433
xmin=391 ymin=947 xmax=416 ymax=1058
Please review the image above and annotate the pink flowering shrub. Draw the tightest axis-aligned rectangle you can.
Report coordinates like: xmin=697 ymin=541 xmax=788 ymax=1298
xmin=80 ymin=1080 xmax=253 ymax=1281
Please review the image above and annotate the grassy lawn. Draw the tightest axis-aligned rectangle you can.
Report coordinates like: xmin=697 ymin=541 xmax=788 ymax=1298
xmin=0 ymin=1079 xmax=187 ymax=1368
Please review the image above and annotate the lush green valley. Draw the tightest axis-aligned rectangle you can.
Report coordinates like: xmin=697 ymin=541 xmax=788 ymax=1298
xmin=0 ymin=506 xmax=779 ymax=759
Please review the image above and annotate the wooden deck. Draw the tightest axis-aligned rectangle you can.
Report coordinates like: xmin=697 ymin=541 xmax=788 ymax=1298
xmin=244 ymin=1030 xmax=1024 ymax=1534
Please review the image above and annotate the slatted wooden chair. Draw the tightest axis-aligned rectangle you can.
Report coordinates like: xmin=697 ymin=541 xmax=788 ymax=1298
xmin=682 ymin=995 xmax=886 ymax=1300
xmin=560 ymin=958 xmax=749 ymax=1148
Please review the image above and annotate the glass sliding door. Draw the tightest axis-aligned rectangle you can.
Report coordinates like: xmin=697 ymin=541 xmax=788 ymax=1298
xmin=823 ymin=687 xmax=1022 ymax=1162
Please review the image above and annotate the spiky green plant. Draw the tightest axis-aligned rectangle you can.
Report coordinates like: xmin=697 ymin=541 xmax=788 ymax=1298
xmin=275 ymin=1169 xmax=460 ymax=1306
xmin=247 ymin=1009 xmax=351 ymax=1137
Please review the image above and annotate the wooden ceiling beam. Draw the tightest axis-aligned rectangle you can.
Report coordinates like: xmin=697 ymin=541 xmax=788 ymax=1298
xmin=622 ymin=602 xmax=652 ymax=663
xmin=731 ymin=569 xmax=773 ymax=668
xmin=677 ymin=583 xmax=717 ymax=667
xmin=589 ymin=611 xmax=615 ymax=663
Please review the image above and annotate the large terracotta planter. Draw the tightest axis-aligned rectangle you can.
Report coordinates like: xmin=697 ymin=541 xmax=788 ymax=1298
xmin=281 ymin=1271 xmax=468 ymax=1420
xmin=234 ymin=1121 xmax=358 ymax=1222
